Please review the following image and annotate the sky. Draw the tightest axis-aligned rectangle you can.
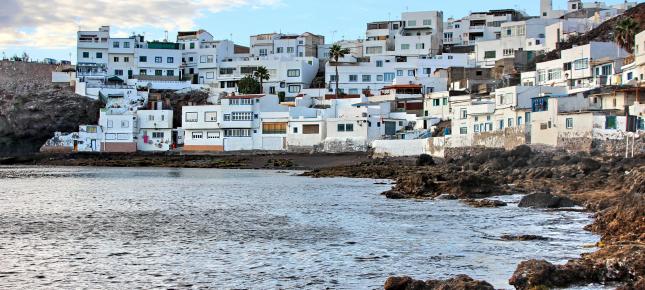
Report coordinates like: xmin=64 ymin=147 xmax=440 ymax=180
xmin=0 ymin=0 xmax=637 ymax=63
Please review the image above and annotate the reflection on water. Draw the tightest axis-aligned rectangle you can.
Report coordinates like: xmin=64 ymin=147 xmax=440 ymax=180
xmin=0 ymin=166 xmax=598 ymax=289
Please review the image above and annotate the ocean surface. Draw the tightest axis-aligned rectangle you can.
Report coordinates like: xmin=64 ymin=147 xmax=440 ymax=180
xmin=0 ymin=166 xmax=599 ymax=289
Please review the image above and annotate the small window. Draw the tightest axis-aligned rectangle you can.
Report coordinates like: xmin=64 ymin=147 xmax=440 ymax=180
xmin=287 ymin=69 xmax=300 ymax=77
xmin=204 ymin=112 xmax=217 ymax=122
xmin=139 ymin=56 xmax=147 ymax=62
xmin=484 ymin=51 xmax=496 ymax=59
xmin=460 ymin=127 xmax=467 ymax=135
xmin=185 ymin=112 xmax=198 ymax=122
xmin=349 ymin=75 xmax=358 ymax=82
xmin=167 ymin=57 xmax=174 ymax=63
xmin=362 ymin=75 xmax=371 ymax=82
xmin=107 ymin=120 xmax=113 ymax=128
xmin=460 ymin=109 xmax=467 ymax=119
xmin=207 ymin=131 xmax=220 ymax=139
xmin=82 ymin=52 xmax=89 ymax=58
xmin=191 ymin=132 xmax=203 ymax=139
xmin=566 ymin=118 xmax=574 ymax=129
xmin=112 ymin=41 xmax=119 ymax=48
xmin=121 ymin=120 xmax=129 ymax=128
xmin=376 ymin=60 xmax=383 ymax=67
xmin=152 ymin=132 xmax=165 ymax=139
xmin=155 ymin=57 xmax=162 ymax=63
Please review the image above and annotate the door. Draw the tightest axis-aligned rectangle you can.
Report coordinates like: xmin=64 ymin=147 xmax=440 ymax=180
xmin=73 ymin=140 xmax=78 ymax=152
xmin=128 ymin=70 xmax=133 ymax=79
xmin=91 ymin=139 xmax=97 ymax=152
xmin=385 ymin=121 xmax=396 ymax=136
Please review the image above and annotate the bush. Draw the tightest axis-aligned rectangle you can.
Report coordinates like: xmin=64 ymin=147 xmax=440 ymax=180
xmin=237 ymin=75 xmax=261 ymax=94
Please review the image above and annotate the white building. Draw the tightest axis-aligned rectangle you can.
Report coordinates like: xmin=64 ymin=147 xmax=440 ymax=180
xmin=137 ymin=109 xmax=174 ymax=151
xmin=250 ymin=32 xmax=325 ymax=58
xmin=534 ymin=42 xmax=628 ymax=91
xmin=107 ymin=36 xmax=139 ymax=80
xmin=77 ymin=26 xmax=110 ymax=83
xmin=444 ymin=9 xmax=525 ymax=49
xmin=395 ymin=11 xmax=444 ymax=56
xmin=135 ymin=41 xmax=182 ymax=80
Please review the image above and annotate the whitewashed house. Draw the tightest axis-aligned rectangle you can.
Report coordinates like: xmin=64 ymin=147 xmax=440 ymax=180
xmin=137 ymin=109 xmax=174 ymax=152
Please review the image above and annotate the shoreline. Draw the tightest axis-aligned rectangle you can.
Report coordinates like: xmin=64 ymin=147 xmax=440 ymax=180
xmin=1 ymin=149 xmax=643 ymax=289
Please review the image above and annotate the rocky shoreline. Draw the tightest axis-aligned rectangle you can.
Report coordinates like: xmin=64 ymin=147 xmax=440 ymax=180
xmin=1 ymin=147 xmax=643 ymax=289
xmin=304 ymin=146 xmax=644 ymax=289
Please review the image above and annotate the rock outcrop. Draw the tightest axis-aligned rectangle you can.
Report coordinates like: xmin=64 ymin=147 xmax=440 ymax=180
xmin=384 ymin=275 xmax=495 ymax=290
xmin=518 ymin=192 xmax=577 ymax=208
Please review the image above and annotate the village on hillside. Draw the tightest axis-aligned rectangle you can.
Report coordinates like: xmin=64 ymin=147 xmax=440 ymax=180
xmin=40 ymin=0 xmax=644 ymax=158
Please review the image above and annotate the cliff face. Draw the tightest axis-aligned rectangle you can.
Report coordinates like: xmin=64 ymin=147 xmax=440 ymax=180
xmin=0 ymin=61 xmax=102 ymax=156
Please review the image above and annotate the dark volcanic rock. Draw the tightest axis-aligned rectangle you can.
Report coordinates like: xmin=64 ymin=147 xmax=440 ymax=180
xmin=579 ymin=158 xmax=602 ymax=174
xmin=518 ymin=192 xmax=577 ymax=208
xmin=463 ymin=199 xmax=508 ymax=208
xmin=384 ymin=275 xmax=494 ymax=290
xmin=500 ymin=235 xmax=549 ymax=241
xmin=416 ymin=154 xmax=435 ymax=166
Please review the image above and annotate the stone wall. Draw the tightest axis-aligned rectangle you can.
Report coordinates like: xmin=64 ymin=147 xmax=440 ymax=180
xmin=592 ymin=135 xmax=644 ymax=156
xmin=102 ymin=142 xmax=137 ymax=153
xmin=472 ymin=127 xmax=527 ymax=150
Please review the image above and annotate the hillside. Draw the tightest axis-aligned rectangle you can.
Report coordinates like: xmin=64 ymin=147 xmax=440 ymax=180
xmin=539 ymin=3 xmax=645 ymax=62
xmin=0 ymin=61 xmax=102 ymax=156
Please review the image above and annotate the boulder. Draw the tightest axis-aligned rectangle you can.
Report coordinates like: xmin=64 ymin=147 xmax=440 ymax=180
xmin=385 ymin=275 xmax=495 ymax=290
xmin=500 ymin=235 xmax=549 ymax=241
xmin=416 ymin=154 xmax=435 ymax=166
xmin=463 ymin=199 xmax=508 ymax=208
xmin=579 ymin=158 xmax=601 ymax=174
xmin=518 ymin=192 xmax=577 ymax=208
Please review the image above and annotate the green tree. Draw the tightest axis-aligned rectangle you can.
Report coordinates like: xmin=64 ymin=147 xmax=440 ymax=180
xmin=614 ymin=17 xmax=639 ymax=53
xmin=329 ymin=44 xmax=350 ymax=98
xmin=237 ymin=75 xmax=261 ymax=94
xmin=253 ymin=66 xmax=270 ymax=94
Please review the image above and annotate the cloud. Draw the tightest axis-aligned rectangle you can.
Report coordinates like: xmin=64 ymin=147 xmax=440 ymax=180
xmin=0 ymin=0 xmax=282 ymax=49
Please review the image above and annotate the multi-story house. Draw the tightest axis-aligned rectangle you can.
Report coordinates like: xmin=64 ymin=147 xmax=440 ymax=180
xmin=108 ymin=36 xmax=139 ymax=80
xmin=136 ymin=109 xmax=174 ymax=152
xmin=249 ymin=32 xmax=325 ymax=58
xmin=318 ymin=39 xmax=364 ymax=60
xmin=443 ymin=9 xmax=525 ymax=50
xmin=177 ymin=29 xmax=215 ymax=81
xmin=475 ymin=18 xmax=559 ymax=67
xmin=134 ymin=41 xmax=182 ymax=80
xmin=364 ymin=20 xmax=403 ymax=56
xmin=98 ymin=109 xmax=138 ymax=153
xmin=77 ymin=26 xmax=110 ymax=83
xmin=394 ymin=11 xmax=444 ymax=56
xmin=534 ymin=42 xmax=628 ymax=91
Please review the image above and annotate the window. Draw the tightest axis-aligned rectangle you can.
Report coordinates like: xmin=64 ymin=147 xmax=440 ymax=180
xmin=362 ymin=75 xmax=371 ymax=82
xmin=115 ymin=69 xmax=123 ymax=76
xmin=166 ymin=70 xmax=174 ymax=77
xmin=537 ymin=70 xmax=546 ymax=82
xmin=408 ymin=70 xmax=415 ymax=76
xmin=366 ymin=46 xmax=383 ymax=54
xmin=377 ymin=75 xmax=384 ymax=82
xmin=415 ymin=43 xmax=425 ymax=50
xmin=460 ymin=108 xmax=467 ymax=119
xmin=432 ymin=99 xmax=440 ymax=106
xmin=401 ymin=44 xmax=410 ymax=50
xmin=124 ymin=57 xmax=129 ymax=62
xmin=105 ymin=133 xmax=116 ymax=140
xmin=152 ymin=132 xmax=164 ymax=139
xmin=349 ymin=75 xmax=358 ymax=82
xmin=155 ymin=70 xmax=162 ymax=76
xmin=204 ymin=112 xmax=217 ymax=122
xmin=123 ymin=42 xmax=130 ymax=48
xmin=112 ymin=41 xmax=120 ymax=48
xmin=206 ymin=72 xmax=214 ymax=79
xmin=207 ymin=131 xmax=220 ymax=139
xmin=286 ymin=69 xmax=300 ymax=77
xmin=517 ymin=116 xmax=523 ymax=126
xmin=337 ymin=124 xmax=354 ymax=132
xmin=230 ymin=112 xmax=253 ymax=121
xmin=566 ymin=118 xmax=574 ymax=129
xmin=563 ymin=62 xmax=572 ymax=70
xmin=397 ymin=70 xmax=404 ymax=76
xmin=376 ymin=60 xmax=383 ymax=67
xmin=219 ymin=68 xmax=235 ymax=75
xmin=224 ymin=129 xmax=251 ymax=137
xmin=423 ymin=19 xmax=432 ymax=26
xmin=189 ymin=43 xmax=195 ymax=49
xmin=287 ymin=47 xmax=294 ymax=53
xmin=121 ymin=120 xmax=129 ymax=128
xmin=460 ymin=127 xmax=467 ymax=135
xmin=384 ymin=73 xmax=395 ymax=82
xmin=303 ymin=124 xmax=319 ymax=134
xmin=262 ymin=122 xmax=287 ymax=134
xmin=86 ymin=126 xmax=97 ymax=133
xmin=113 ymin=57 xmax=119 ymax=62
xmin=82 ymin=52 xmax=89 ymax=58
xmin=185 ymin=112 xmax=198 ymax=122
xmin=167 ymin=57 xmax=174 ymax=63
xmin=329 ymin=75 xmax=337 ymax=82
xmin=139 ymin=56 xmax=147 ymax=62
xmin=229 ymin=98 xmax=254 ymax=105
xmin=407 ymin=20 xmax=417 ymax=26
xmin=442 ymin=98 xmax=448 ymax=106
xmin=139 ymin=69 xmax=147 ymax=75
xmin=107 ymin=120 xmax=113 ymax=128
xmin=293 ymin=127 xmax=298 ymax=134
xmin=147 ymin=115 xmax=155 ymax=121
xmin=288 ymin=85 xmax=301 ymax=93
xmin=117 ymin=134 xmax=129 ymax=140
xmin=259 ymin=49 xmax=268 ymax=56
xmin=508 ymin=118 xmax=513 ymax=128
xmin=573 ymin=58 xmax=589 ymax=70
xmin=484 ymin=51 xmax=496 ymax=59
xmin=548 ymin=69 xmax=562 ymax=80
xmin=192 ymin=132 xmax=203 ymax=139
xmin=155 ymin=57 xmax=162 ymax=63
xmin=503 ymin=49 xmax=514 ymax=56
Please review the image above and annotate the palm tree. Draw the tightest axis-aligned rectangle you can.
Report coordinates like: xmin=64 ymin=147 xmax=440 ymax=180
xmin=614 ymin=17 xmax=639 ymax=53
xmin=329 ymin=44 xmax=350 ymax=98
xmin=253 ymin=66 xmax=270 ymax=94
